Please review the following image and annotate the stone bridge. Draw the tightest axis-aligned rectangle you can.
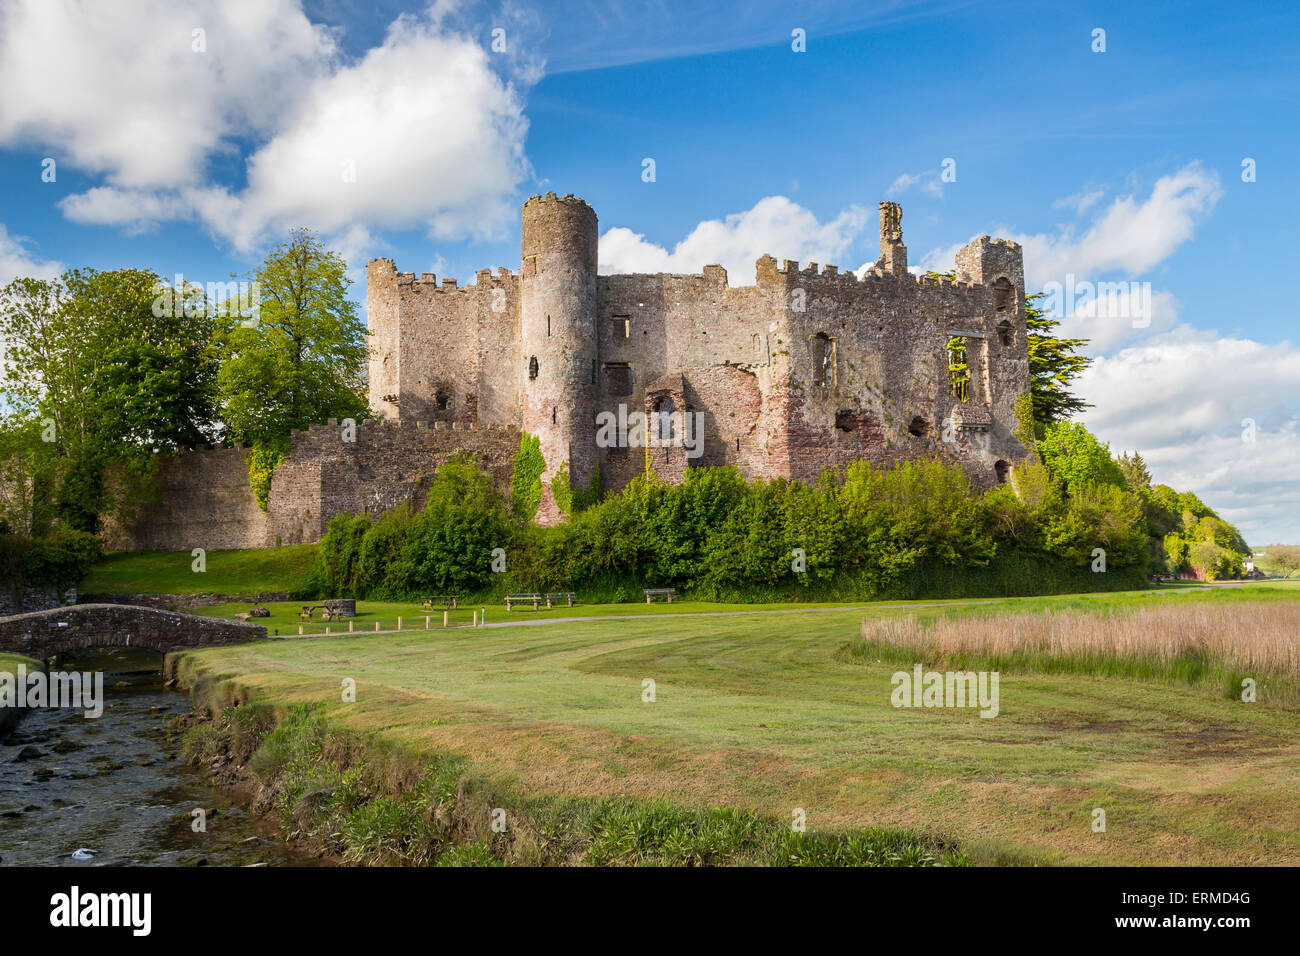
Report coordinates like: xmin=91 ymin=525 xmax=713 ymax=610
xmin=0 ymin=604 xmax=266 ymax=661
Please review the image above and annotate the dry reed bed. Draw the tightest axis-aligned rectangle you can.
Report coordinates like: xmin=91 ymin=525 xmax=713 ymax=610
xmin=859 ymin=602 xmax=1300 ymax=679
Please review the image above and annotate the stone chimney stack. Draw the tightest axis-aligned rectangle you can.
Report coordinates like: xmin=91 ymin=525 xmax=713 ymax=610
xmin=877 ymin=201 xmax=908 ymax=276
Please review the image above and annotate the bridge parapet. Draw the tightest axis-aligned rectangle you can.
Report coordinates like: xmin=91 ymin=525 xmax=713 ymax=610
xmin=0 ymin=604 xmax=266 ymax=660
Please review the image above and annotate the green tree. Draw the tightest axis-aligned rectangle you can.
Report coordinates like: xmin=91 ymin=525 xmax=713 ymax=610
xmin=218 ymin=228 xmax=369 ymax=460
xmin=0 ymin=270 xmax=222 ymax=532
xmin=1025 ymin=292 xmax=1093 ymax=437
xmin=1116 ymin=451 xmax=1152 ymax=490
xmin=1037 ymin=422 xmax=1125 ymax=495
xmin=1266 ymin=545 xmax=1300 ymax=577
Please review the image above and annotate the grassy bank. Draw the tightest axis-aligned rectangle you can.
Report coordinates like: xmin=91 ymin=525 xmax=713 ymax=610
xmin=179 ymin=690 xmax=966 ymax=866
xmin=171 ymin=586 xmax=1300 ymax=865
xmin=82 ymin=544 xmax=318 ymax=596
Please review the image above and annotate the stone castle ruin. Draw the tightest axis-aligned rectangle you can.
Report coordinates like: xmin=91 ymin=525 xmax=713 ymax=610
xmin=105 ymin=194 xmax=1031 ymax=550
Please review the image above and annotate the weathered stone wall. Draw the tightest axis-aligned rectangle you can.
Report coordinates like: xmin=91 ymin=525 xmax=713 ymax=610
xmin=267 ymin=418 xmax=521 ymax=544
xmin=100 ymin=446 xmax=269 ymax=552
xmin=103 ymin=420 xmax=521 ymax=552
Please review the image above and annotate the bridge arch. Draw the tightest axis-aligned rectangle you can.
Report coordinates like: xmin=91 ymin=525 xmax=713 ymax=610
xmin=0 ymin=604 xmax=266 ymax=662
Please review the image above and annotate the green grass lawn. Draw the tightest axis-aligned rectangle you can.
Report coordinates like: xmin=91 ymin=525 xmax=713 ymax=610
xmin=174 ymin=585 xmax=1300 ymax=866
xmin=0 ymin=652 xmax=40 ymax=672
xmin=82 ymin=545 xmax=318 ymax=596
xmin=193 ymin=583 xmax=1232 ymax=637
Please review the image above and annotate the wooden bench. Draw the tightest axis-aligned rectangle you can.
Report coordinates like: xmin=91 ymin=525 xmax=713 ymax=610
xmin=643 ymin=588 xmax=677 ymax=604
xmin=421 ymin=595 xmax=460 ymax=611
xmin=545 ymin=592 xmax=577 ymax=608
xmin=505 ymin=593 xmax=542 ymax=611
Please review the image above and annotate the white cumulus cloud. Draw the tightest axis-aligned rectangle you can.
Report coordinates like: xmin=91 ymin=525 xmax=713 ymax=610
xmin=1 ymin=1 xmax=532 ymax=255
xmin=599 ymin=196 xmax=870 ymax=285
xmin=0 ymin=0 xmax=336 ymax=189
xmin=1079 ymin=331 xmax=1300 ymax=545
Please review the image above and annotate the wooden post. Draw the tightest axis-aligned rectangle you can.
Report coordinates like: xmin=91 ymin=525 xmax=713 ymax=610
xmin=443 ymin=611 xmax=449 ymax=628
xmin=472 ymin=610 xmax=478 ymax=627
xmin=349 ymin=620 xmax=354 ymax=633
xmin=375 ymin=621 xmax=380 ymax=632
xmin=298 ymin=625 xmax=303 ymax=635
xmin=325 ymin=626 xmax=330 ymax=635
xmin=425 ymin=615 xmax=430 ymax=629
xmin=398 ymin=616 xmax=402 ymax=631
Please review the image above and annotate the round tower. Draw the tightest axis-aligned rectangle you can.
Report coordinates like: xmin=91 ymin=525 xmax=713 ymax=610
xmin=520 ymin=192 xmax=599 ymax=524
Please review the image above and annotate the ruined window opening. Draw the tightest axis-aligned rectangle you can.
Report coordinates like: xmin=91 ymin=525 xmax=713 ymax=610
xmin=528 ymin=356 xmax=538 ymax=381
xmin=552 ymin=407 xmax=557 ymax=424
xmin=523 ymin=255 xmax=538 ymax=277
xmin=435 ymin=389 xmax=449 ymax=411
xmin=653 ymin=396 xmax=675 ymax=441
xmin=810 ymin=332 xmax=835 ymax=387
xmin=997 ymin=320 xmax=1012 ymax=347
xmin=993 ymin=277 xmax=1015 ymax=314
xmin=603 ymin=362 xmax=632 ymax=396
xmin=611 ymin=316 xmax=630 ymax=338
xmin=835 ymin=410 xmax=859 ymax=432
xmin=947 ymin=335 xmax=969 ymax=402
xmin=735 ymin=437 xmax=741 ymax=452
xmin=908 ymin=416 xmax=931 ymax=438
xmin=995 ymin=460 xmax=1010 ymax=484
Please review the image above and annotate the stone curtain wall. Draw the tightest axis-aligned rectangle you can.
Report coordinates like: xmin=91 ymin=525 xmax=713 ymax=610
xmin=100 ymin=446 xmax=270 ymax=552
xmin=103 ymin=420 xmax=521 ymax=552
xmin=268 ymin=418 xmax=521 ymax=544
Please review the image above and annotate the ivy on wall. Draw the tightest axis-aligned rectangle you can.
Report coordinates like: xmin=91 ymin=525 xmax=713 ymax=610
xmin=511 ymin=433 xmax=545 ymax=520
xmin=246 ymin=443 xmax=287 ymax=512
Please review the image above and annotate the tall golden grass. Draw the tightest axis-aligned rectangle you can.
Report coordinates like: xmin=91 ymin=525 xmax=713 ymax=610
xmin=858 ymin=602 xmax=1300 ymax=680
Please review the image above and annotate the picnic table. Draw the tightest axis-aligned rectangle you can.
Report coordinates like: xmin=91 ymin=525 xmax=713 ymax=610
xmin=545 ymin=592 xmax=578 ymax=608
xmin=643 ymin=588 xmax=678 ymax=604
xmin=300 ymin=604 xmax=337 ymax=621
xmin=421 ymin=595 xmax=460 ymax=610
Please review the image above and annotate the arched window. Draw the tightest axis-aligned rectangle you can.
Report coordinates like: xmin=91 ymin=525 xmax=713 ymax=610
xmin=995 ymin=460 xmax=1010 ymax=484
xmin=997 ymin=320 xmax=1012 ymax=347
xmin=993 ymin=277 xmax=1015 ymax=314
xmin=528 ymin=356 xmax=538 ymax=381
xmin=435 ymin=389 xmax=449 ymax=410
xmin=653 ymin=396 xmax=676 ymax=441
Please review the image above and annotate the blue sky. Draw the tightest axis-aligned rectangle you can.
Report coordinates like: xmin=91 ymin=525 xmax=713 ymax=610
xmin=0 ymin=0 xmax=1296 ymax=543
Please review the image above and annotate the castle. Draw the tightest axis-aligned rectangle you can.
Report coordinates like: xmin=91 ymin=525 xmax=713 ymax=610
xmin=366 ymin=193 xmax=1032 ymax=525
xmin=103 ymin=193 xmax=1032 ymax=550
